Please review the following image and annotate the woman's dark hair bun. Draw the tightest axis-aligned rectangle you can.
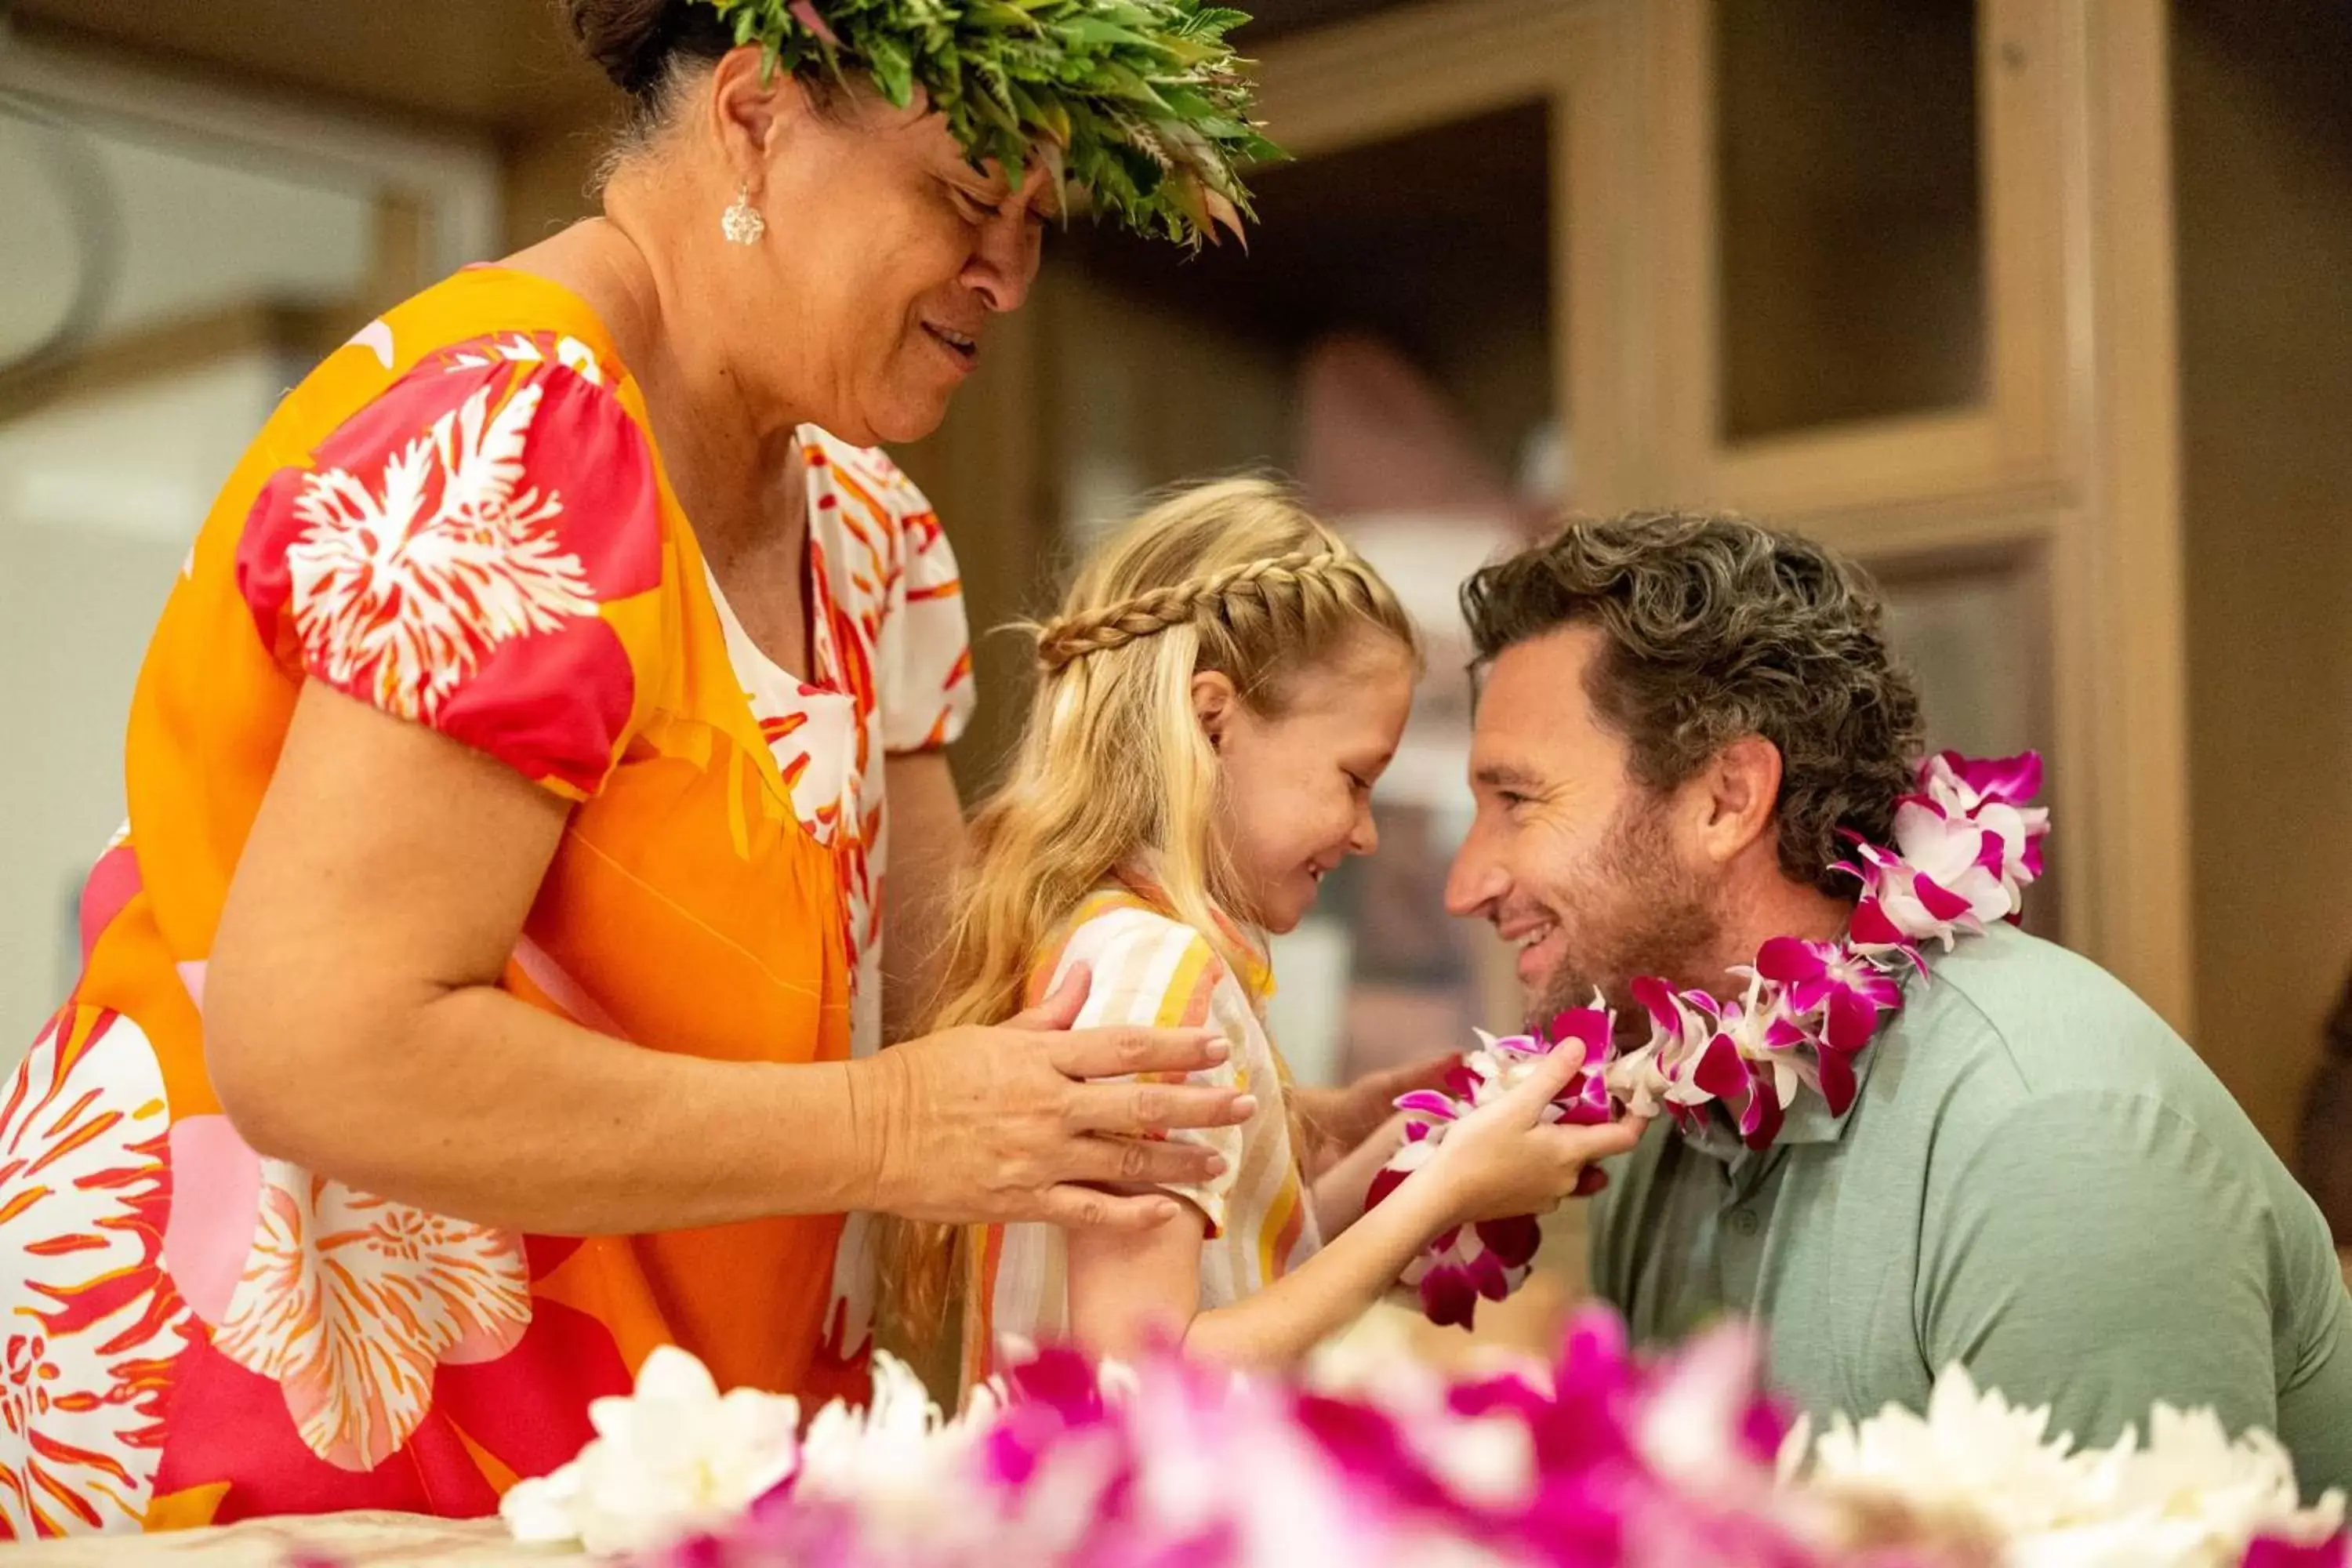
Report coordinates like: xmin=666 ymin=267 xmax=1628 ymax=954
xmin=564 ymin=0 xmax=734 ymax=97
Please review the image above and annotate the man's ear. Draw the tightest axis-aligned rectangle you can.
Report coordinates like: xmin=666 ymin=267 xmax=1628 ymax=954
xmin=1688 ymin=735 xmax=1783 ymax=867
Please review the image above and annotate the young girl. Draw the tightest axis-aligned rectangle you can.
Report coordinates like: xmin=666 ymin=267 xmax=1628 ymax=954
xmin=880 ymin=480 xmax=1641 ymax=1381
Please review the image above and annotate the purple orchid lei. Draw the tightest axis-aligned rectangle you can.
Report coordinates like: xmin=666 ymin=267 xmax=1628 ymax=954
xmin=1370 ymin=752 xmax=2052 ymax=1329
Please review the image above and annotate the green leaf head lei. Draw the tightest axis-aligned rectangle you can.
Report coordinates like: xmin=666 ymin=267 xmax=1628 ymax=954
xmin=700 ymin=0 xmax=1281 ymax=245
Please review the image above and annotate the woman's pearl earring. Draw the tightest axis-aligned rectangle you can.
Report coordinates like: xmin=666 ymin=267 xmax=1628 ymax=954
xmin=721 ymin=183 xmax=766 ymax=246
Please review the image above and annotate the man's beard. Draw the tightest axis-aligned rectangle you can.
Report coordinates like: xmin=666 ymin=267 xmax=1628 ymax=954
xmin=1530 ymin=794 xmax=1723 ymax=1032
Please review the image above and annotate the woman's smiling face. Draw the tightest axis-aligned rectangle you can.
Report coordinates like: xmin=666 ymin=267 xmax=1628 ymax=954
xmin=743 ymin=84 xmax=1057 ymax=445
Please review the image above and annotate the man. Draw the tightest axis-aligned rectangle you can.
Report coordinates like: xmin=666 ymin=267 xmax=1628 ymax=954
xmin=1445 ymin=511 xmax=2352 ymax=1495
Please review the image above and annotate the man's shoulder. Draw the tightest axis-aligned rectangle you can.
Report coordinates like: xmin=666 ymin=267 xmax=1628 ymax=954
xmin=1873 ymin=924 xmax=2299 ymax=1204
xmin=1882 ymin=923 xmax=2209 ymax=1103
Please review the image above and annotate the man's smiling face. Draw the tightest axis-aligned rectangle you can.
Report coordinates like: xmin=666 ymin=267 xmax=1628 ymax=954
xmin=1443 ymin=625 xmax=1722 ymax=1025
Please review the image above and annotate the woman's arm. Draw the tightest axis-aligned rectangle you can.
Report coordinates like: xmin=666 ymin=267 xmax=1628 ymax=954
xmin=205 ymin=683 xmax=1250 ymax=1236
xmin=1063 ymin=1052 xmax=1642 ymax=1371
xmin=880 ymin=751 xmax=967 ymax=1045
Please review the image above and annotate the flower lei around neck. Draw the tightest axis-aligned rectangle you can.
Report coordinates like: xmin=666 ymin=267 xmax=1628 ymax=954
xmin=1368 ymin=751 xmax=2051 ymax=1328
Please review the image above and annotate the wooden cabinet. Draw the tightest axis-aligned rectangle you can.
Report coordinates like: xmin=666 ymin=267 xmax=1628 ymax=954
xmin=1639 ymin=0 xmax=2187 ymax=1026
xmin=902 ymin=0 xmax=2190 ymax=1062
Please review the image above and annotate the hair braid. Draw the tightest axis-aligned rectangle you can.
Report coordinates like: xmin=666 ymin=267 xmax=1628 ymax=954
xmin=1036 ymin=550 xmax=1345 ymax=670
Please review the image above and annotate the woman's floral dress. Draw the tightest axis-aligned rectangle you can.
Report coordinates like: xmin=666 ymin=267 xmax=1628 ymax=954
xmin=0 ymin=267 xmax=972 ymax=1535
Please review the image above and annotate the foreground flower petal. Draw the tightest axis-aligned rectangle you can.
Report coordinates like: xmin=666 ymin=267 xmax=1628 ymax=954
xmin=496 ymin=1342 xmax=800 ymax=1555
xmin=475 ymin=1297 xmax=2338 ymax=1568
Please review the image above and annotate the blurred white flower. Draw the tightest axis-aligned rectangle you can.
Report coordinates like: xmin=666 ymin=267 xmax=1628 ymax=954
xmin=797 ymin=1348 xmax=983 ymax=1536
xmin=2034 ymin=1403 xmax=2348 ymax=1568
xmin=499 ymin=1344 xmax=802 ymax=1556
xmin=1804 ymin=1366 xmax=2092 ymax=1537
xmin=1793 ymin=1363 xmax=2345 ymax=1566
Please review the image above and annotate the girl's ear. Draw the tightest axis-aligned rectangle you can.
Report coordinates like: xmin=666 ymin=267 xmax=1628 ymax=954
xmin=1192 ymin=671 xmax=1238 ymax=751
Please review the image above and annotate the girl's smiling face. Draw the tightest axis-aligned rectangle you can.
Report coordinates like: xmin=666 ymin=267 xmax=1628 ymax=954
xmin=1200 ymin=633 xmax=1417 ymax=934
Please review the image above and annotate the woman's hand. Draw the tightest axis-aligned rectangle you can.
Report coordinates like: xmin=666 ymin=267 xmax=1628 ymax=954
xmin=1416 ymin=1047 xmax=1646 ymax=1227
xmin=851 ymin=965 xmax=1255 ymax=1232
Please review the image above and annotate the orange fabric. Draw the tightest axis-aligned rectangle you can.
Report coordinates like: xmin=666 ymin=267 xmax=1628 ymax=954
xmin=0 ymin=268 xmax=964 ymax=1537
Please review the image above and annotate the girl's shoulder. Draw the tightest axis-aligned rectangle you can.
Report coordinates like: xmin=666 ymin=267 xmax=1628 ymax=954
xmin=1028 ymin=887 xmax=1248 ymax=1032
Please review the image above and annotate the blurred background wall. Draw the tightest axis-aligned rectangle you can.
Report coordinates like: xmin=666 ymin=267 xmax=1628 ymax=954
xmin=3 ymin=0 xmax=2349 ymax=1261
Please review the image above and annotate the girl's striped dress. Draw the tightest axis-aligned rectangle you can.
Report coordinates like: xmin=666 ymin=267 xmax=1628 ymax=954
xmin=965 ymin=881 xmax=1319 ymax=1380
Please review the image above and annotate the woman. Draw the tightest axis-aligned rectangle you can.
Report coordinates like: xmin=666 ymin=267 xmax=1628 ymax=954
xmin=0 ymin=0 xmax=1308 ymax=1536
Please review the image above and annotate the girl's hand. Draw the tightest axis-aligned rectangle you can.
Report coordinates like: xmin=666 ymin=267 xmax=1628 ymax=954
xmin=1418 ymin=1047 xmax=1647 ymax=1227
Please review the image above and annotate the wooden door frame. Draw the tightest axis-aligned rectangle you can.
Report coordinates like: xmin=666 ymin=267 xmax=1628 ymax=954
xmin=1632 ymin=0 xmax=2190 ymax=1029
xmin=1643 ymin=0 xmax=2074 ymax=515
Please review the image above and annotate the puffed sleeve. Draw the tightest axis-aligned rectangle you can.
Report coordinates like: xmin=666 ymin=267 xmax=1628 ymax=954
xmin=872 ymin=466 xmax=976 ymax=755
xmin=1051 ymin=914 xmax=1247 ymax=1236
xmin=234 ymin=343 xmax=667 ymax=801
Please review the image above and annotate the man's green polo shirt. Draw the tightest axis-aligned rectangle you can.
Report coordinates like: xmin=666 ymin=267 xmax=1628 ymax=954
xmin=1588 ymin=924 xmax=2352 ymax=1496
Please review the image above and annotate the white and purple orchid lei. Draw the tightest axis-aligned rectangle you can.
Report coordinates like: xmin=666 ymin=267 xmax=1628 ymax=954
xmin=1370 ymin=751 xmax=2051 ymax=1328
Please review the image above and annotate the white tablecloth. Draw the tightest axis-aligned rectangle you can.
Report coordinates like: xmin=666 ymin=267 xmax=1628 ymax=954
xmin=5 ymin=1514 xmax=573 ymax=1566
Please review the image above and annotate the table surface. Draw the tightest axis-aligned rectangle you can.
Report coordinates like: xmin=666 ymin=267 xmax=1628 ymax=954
xmin=5 ymin=1514 xmax=573 ymax=1566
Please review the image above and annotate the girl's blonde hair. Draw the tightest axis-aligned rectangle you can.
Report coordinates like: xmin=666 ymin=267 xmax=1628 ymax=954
xmin=875 ymin=477 xmax=1420 ymax=1359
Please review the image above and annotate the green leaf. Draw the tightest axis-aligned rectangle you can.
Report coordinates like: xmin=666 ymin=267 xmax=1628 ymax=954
xmin=1177 ymin=7 xmax=1250 ymax=40
xmin=1064 ymin=16 xmax=1156 ymax=49
xmin=1153 ymin=34 xmax=1219 ymax=66
xmin=867 ymin=33 xmax=916 ymax=103
xmin=1112 ymin=141 xmax=1164 ymax=196
xmin=683 ymin=0 xmax=1272 ymax=245
xmin=969 ymin=2 xmax=1040 ymax=30
xmin=1103 ymin=60 xmax=1174 ymax=111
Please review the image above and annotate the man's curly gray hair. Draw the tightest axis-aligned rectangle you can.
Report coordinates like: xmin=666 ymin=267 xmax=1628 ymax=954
xmin=1459 ymin=510 xmax=1925 ymax=896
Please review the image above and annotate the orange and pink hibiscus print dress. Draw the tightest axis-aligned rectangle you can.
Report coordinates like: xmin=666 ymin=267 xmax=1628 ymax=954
xmin=0 ymin=267 xmax=973 ymax=1536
